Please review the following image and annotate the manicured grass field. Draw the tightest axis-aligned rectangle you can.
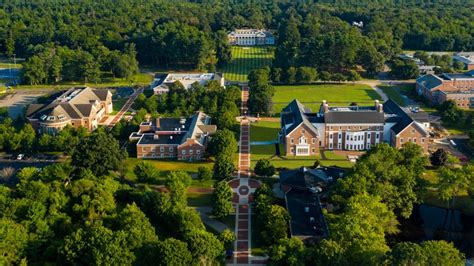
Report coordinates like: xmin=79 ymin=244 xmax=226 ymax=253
xmin=272 ymin=84 xmax=381 ymax=114
xmin=12 ymin=72 xmax=153 ymax=90
xmin=124 ymin=158 xmax=214 ymax=181
xmin=249 ymin=121 xmax=354 ymax=169
xmin=220 ymin=46 xmax=273 ymax=82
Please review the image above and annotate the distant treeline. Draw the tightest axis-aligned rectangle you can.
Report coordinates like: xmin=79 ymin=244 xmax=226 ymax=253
xmin=0 ymin=0 xmax=473 ymax=83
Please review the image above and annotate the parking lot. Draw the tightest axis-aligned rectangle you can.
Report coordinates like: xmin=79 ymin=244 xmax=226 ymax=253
xmin=0 ymin=89 xmax=52 ymax=118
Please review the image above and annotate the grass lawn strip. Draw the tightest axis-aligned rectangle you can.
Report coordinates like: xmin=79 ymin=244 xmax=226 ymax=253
xmin=272 ymin=84 xmax=381 ymax=114
xmin=220 ymin=46 xmax=273 ymax=82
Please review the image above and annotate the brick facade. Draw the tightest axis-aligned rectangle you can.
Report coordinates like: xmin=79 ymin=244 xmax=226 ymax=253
xmin=285 ymin=123 xmax=320 ymax=156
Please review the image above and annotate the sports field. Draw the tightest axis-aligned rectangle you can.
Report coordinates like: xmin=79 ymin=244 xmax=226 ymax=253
xmin=220 ymin=46 xmax=273 ymax=82
xmin=272 ymin=84 xmax=381 ymax=114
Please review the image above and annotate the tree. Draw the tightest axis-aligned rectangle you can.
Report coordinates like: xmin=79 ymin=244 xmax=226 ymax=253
xmin=271 ymin=67 xmax=282 ymax=83
xmin=305 ymin=239 xmax=347 ymax=265
xmin=22 ymin=55 xmax=47 ymax=85
xmin=71 ymin=129 xmax=125 ymax=176
xmin=430 ymin=148 xmax=449 ymax=167
xmin=330 ymin=194 xmax=397 ymax=265
xmin=436 ymin=165 xmax=473 ymax=209
xmin=268 ymin=237 xmax=305 ymax=266
xmin=386 ymin=242 xmax=427 ymax=265
xmin=421 ymin=240 xmax=465 ymax=266
xmin=136 ymin=238 xmax=193 ymax=266
xmin=254 ymin=159 xmax=276 ymax=177
xmin=61 ymin=222 xmax=134 ymax=265
xmin=213 ymin=154 xmax=235 ymax=179
xmin=208 ymin=129 xmax=238 ymax=157
xmin=133 ymin=160 xmax=159 ymax=183
xmin=197 ymin=166 xmax=212 ymax=180
xmin=260 ymin=205 xmax=289 ymax=245
xmin=286 ymin=67 xmax=297 ymax=84
xmin=115 ymin=203 xmax=158 ymax=250
xmin=212 ymin=181 xmax=234 ymax=219
xmin=248 ymin=68 xmax=275 ymax=115
xmin=390 ymin=59 xmax=420 ymax=79
xmin=296 ymin=67 xmax=317 ymax=83
xmin=184 ymin=229 xmax=224 ymax=264
xmin=219 ymin=229 xmax=236 ymax=249
xmin=0 ymin=218 xmax=29 ymax=265
xmin=439 ymin=100 xmax=464 ymax=125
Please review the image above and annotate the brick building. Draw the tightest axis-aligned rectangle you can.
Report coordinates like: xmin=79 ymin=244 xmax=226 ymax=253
xmin=279 ymin=99 xmax=430 ymax=155
xmin=416 ymin=70 xmax=474 ymax=108
xmin=26 ymin=87 xmax=112 ymax=134
xmin=130 ymin=112 xmax=216 ymax=160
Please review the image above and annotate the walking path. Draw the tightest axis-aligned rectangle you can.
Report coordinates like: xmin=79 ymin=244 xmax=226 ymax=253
xmin=108 ymin=87 xmax=143 ymax=128
xmin=228 ymin=85 xmax=265 ymax=265
xmin=193 ymin=207 xmax=230 ymax=233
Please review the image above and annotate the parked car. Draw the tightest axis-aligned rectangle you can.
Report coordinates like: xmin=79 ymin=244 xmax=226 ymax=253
xmin=16 ymin=154 xmax=25 ymax=160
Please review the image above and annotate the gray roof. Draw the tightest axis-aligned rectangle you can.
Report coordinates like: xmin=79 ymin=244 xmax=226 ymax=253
xmin=285 ymin=190 xmax=329 ymax=239
xmin=416 ymin=74 xmax=443 ymax=90
xmin=280 ymin=167 xmax=346 ymax=190
xmin=281 ymin=99 xmax=319 ymax=135
xmin=384 ymin=99 xmax=428 ymax=136
xmin=27 ymin=87 xmax=109 ymax=121
xmin=137 ymin=133 xmax=183 ymax=145
xmin=324 ymin=111 xmax=384 ymax=124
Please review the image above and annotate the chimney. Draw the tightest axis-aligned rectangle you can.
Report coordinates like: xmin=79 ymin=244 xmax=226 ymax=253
xmin=374 ymin=100 xmax=383 ymax=113
xmin=155 ymin=117 xmax=161 ymax=128
xmin=322 ymin=100 xmax=329 ymax=113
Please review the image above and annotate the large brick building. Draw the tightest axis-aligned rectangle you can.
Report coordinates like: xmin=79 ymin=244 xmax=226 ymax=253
xmin=279 ymin=99 xmax=430 ymax=155
xmin=416 ymin=70 xmax=474 ymax=108
xmin=26 ymin=87 xmax=112 ymax=134
xmin=130 ymin=112 xmax=216 ymax=160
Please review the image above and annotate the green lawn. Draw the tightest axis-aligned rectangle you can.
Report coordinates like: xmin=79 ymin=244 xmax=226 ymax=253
xmin=249 ymin=121 xmax=354 ymax=169
xmin=250 ymin=121 xmax=280 ymax=142
xmin=12 ymin=72 xmax=153 ymax=90
xmin=378 ymin=84 xmax=417 ymax=107
xmin=111 ymin=98 xmax=128 ymax=115
xmin=187 ymin=191 xmax=213 ymax=207
xmin=272 ymin=84 xmax=381 ymax=114
xmin=220 ymin=46 xmax=273 ymax=82
xmin=124 ymin=158 xmax=214 ymax=180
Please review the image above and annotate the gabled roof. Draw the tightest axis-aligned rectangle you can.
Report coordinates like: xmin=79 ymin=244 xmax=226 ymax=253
xmin=383 ymin=99 xmax=428 ymax=136
xmin=281 ymin=99 xmax=319 ymax=136
xmin=416 ymin=74 xmax=443 ymax=91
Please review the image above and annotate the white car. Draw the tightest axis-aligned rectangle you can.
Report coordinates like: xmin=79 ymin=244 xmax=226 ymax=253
xmin=16 ymin=154 xmax=24 ymax=160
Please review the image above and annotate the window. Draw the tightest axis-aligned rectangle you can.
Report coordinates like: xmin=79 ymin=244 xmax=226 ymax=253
xmin=376 ymin=133 xmax=379 ymax=139
xmin=189 ymin=150 xmax=194 ymax=154
xmin=312 ymin=138 xmax=316 ymax=144
xmin=329 ymin=133 xmax=333 ymax=139
xmin=151 ymin=148 xmax=156 ymax=152
xmin=312 ymin=148 xmax=315 ymax=153
xmin=196 ymin=150 xmax=201 ymax=154
xmin=338 ymin=133 xmax=342 ymax=139
xmin=408 ymin=138 xmax=412 ymax=142
xmin=421 ymin=138 xmax=425 ymax=143
xmin=346 ymin=135 xmax=349 ymax=141
xmin=169 ymin=147 xmax=174 ymax=152
xmin=182 ymin=150 xmax=186 ymax=155
xmin=290 ymin=138 xmax=294 ymax=144
xmin=299 ymin=136 xmax=307 ymax=144
xmin=368 ymin=133 xmax=371 ymax=139
xmin=290 ymin=147 xmax=294 ymax=153
xmin=302 ymin=129 xmax=306 ymax=134
xmin=330 ymin=126 xmax=333 ymax=130
xmin=337 ymin=143 xmax=341 ymax=149
xmin=160 ymin=147 xmax=164 ymax=152
xmin=413 ymin=138 xmax=417 ymax=143
xmin=400 ymin=138 xmax=404 ymax=143
xmin=329 ymin=143 xmax=333 ymax=149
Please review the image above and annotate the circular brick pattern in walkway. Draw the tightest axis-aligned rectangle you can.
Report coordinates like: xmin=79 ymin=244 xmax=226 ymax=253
xmin=238 ymin=185 xmax=249 ymax=195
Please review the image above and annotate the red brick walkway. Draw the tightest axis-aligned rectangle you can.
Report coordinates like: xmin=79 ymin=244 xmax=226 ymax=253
xmin=228 ymin=85 xmax=265 ymax=265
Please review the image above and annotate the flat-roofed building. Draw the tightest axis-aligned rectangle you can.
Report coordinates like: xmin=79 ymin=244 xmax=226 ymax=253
xmin=228 ymin=29 xmax=274 ymax=46
xmin=26 ymin=87 xmax=112 ymax=134
xmin=150 ymin=73 xmax=224 ymax=94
